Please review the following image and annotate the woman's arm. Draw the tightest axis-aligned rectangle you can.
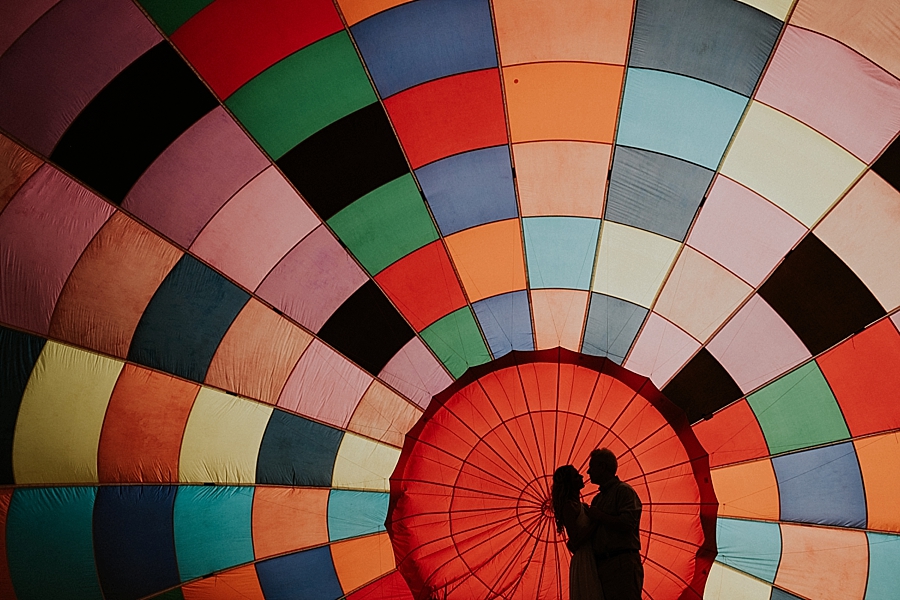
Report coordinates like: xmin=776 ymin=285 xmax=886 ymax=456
xmin=564 ymin=502 xmax=596 ymax=552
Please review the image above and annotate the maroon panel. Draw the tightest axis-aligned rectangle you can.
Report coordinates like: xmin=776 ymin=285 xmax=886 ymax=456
xmin=0 ymin=0 xmax=60 ymax=57
xmin=0 ymin=0 xmax=160 ymax=155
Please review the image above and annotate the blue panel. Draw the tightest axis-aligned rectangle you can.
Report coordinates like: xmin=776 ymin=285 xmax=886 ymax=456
xmin=771 ymin=588 xmax=804 ymax=600
xmin=716 ymin=517 xmax=781 ymax=583
xmin=0 ymin=326 xmax=45 ymax=484
xmin=605 ymin=146 xmax=714 ymax=241
xmin=581 ymin=293 xmax=647 ymax=364
xmin=350 ymin=0 xmax=497 ymax=97
xmin=256 ymin=546 xmax=344 ymax=600
xmin=416 ymin=145 xmax=518 ymax=235
xmin=773 ymin=442 xmax=867 ymax=528
xmin=256 ymin=410 xmax=344 ymax=486
xmin=94 ymin=486 xmax=179 ymax=600
xmin=328 ymin=490 xmax=389 ymax=541
xmin=523 ymin=217 xmax=601 ymax=290
xmin=866 ymin=532 xmax=900 ymax=599
xmin=629 ymin=0 xmax=782 ymax=96
xmin=173 ymin=486 xmax=254 ymax=582
xmin=6 ymin=487 xmax=102 ymax=600
xmin=617 ymin=68 xmax=748 ymax=170
xmin=128 ymin=254 xmax=249 ymax=382
xmin=472 ymin=290 xmax=534 ymax=357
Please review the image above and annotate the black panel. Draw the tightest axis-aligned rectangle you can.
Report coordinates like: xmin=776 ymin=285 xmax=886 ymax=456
xmin=872 ymin=134 xmax=900 ymax=193
xmin=317 ymin=280 xmax=415 ymax=376
xmin=758 ymin=234 xmax=885 ymax=356
xmin=0 ymin=327 xmax=46 ymax=484
xmin=256 ymin=410 xmax=344 ymax=486
xmin=276 ymin=102 xmax=409 ymax=221
xmin=50 ymin=42 xmax=218 ymax=203
xmin=662 ymin=348 xmax=743 ymax=424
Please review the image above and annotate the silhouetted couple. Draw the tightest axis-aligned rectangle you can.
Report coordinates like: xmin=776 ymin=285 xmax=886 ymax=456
xmin=552 ymin=449 xmax=643 ymax=600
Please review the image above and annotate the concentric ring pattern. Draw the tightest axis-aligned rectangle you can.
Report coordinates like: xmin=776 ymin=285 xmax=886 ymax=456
xmin=1 ymin=0 xmax=900 ymax=599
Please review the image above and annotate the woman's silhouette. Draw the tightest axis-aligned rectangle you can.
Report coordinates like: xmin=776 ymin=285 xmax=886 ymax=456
xmin=552 ymin=465 xmax=604 ymax=600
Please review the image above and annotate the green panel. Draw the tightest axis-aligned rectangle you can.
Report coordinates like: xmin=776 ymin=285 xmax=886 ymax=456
xmin=173 ymin=485 xmax=254 ymax=581
xmin=226 ymin=32 xmax=376 ymax=158
xmin=6 ymin=487 xmax=102 ymax=600
xmin=137 ymin=0 xmax=215 ymax=35
xmin=420 ymin=307 xmax=491 ymax=378
xmin=328 ymin=174 xmax=438 ymax=274
xmin=747 ymin=361 xmax=850 ymax=455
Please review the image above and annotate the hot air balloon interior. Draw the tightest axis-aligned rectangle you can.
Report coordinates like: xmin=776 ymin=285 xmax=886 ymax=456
xmin=1 ymin=0 xmax=900 ymax=598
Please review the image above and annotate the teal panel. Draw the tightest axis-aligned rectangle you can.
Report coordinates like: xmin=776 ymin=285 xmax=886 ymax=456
xmin=616 ymin=68 xmax=748 ymax=170
xmin=173 ymin=486 xmax=254 ymax=581
xmin=716 ymin=517 xmax=781 ymax=583
xmin=866 ymin=532 xmax=900 ymax=599
xmin=523 ymin=217 xmax=601 ymax=290
xmin=327 ymin=490 xmax=389 ymax=541
xmin=6 ymin=487 xmax=102 ymax=600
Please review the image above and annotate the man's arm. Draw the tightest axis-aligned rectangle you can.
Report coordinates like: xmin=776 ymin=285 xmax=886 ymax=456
xmin=584 ymin=487 xmax=641 ymax=533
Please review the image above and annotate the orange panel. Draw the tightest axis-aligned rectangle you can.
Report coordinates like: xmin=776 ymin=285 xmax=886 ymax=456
xmin=513 ymin=141 xmax=610 ymax=217
xmin=347 ymin=381 xmax=422 ymax=447
xmin=97 ymin=364 xmax=198 ymax=483
xmin=503 ymin=62 xmax=624 ymax=143
xmin=691 ymin=399 xmax=768 ymax=468
xmin=337 ymin=0 xmax=413 ymax=25
xmin=710 ymin=459 xmax=780 ymax=520
xmin=444 ymin=219 xmax=526 ymax=302
xmin=1 ymin=133 xmax=42 ymax=213
xmin=493 ymin=0 xmax=632 ymax=66
xmin=182 ymin=563 xmax=264 ymax=600
xmin=205 ymin=298 xmax=312 ymax=404
xmin=0 ymin=488 xmax=14 ymax=599
xmin=531 ymin=289 xmax=589 ymax=351
xmin=775 ymin=524 xmax=868 ymax=600
xmin=48 ymin=212 xmax=182 ymax=358
xmin=331 ymin=533 xmax=396 ymax=595
xmin=252 ymin=487 xmax=330 ymax=559
xmin=854 ymin=432 xmax=900 ymax=533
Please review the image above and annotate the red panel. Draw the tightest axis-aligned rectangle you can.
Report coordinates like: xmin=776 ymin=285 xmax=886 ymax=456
xmin=691 ymin=399 xmax=768 ymax=468
xmin=817 ymin=318 xmax=900 ymax=437
xmin=374 ymin=240 xmax=467 ymax=331
xmin=0 ymin=488 xmax=15 ymax=599
xmin=171 ymin=0 xmax=343 ymax=98
xmin=384 ymin=69 xmax=508 ymax=169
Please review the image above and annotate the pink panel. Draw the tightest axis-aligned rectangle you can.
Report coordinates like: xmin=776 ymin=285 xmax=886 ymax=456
xmin=379 ymin=337 xmax=453 ymax=409
xmin=0 ymin=0 xmax=161 ymax=154
xmin=0 ymin=0 xmax=61 ymax=57
xmin=190 ymin=167 xmax=319 ymax=289
xmin=277 ymin=339 xmax=372 ymax=428
xmin=707 ymin=294 xmax=811 ymax=394
xmin=531 ymin=289 xmax=589 ymax=351
xmin=256 ymin=225 xmax=368 ymax=332
xmin=123 ymin=106 xmax=269 ymax=248
xmin=623 ymin=312 xmax=700 ymax=389
xmin=892 ymin=313 xmax=900 ymax=332
xmin=688 ymin=176 xmax=806 ymax=286
xmin=756 ymin=26 xmax=900 ymax=162
xmin=0 ymin=165 xmax=114 ymax=334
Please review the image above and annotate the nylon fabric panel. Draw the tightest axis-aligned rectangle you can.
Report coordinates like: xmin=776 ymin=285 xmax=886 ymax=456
xmin=328 ymin=490 xmax=389 ymax=541
xmin=347 ymin=381 xmax=422 ymax=448
xmin=0 ymin=487 xmax=14 ymax=598
xmin=774 ymin=524 xmax=869 ymax=600
xmin=138 ymin=0 xmax=214 ymax=35
xmin=663 ymin=348 xmax=744 ymax=424
xmin=377 ymin=337 xmax=453 ymax=409
xmin=738 ymin=0 xmax=792 ymax=19
xmin=0 ymin=0 xmax=161 ymax=156
xmin=872 ymin=136 xmax=900 ymax=193
xmin=251 ymin=487 xmax=329 ymax=559
xmin=331 ymin=533 xmax=396 ymax=594
xmin=0 ymin=0 xmax=61 ymax=57
xmin=0 ymin=327 xmax=45 ymax=485
xmin=13 ymin=343 xmax=122 ymax=484
xmin=512 ymin=141 xmax=610 ymax=217
xmin=624 ymin=312 xmax=700 ymax=389
xmin=180 ymin=563 xmax=264 ymax=600
xmin=691 ymin=400 xmax=768 ymax=468
xmin=49 ymin=212 xmax=183 ymax=358
xmin=471 ymin=290 xmax=534 ymax=356
xmin=419 ymin=307 xmax=491 ymax=378
xmin=332 ymin=434 xmax=400 ymax=492
xmin=715 ymin=518 xmax=780 ymax=583
xmin=0 ymin=134 xmax=42 ymax=213
xmin=530 ymin=289 xmax=589 ymax=352
xmin=256 ymin=546 xmax=343 ymax=600
xmin=770 ymin=587 xmax=803 ymax=600
xmin=127 ymin=254 xmax=250 ymax=383
xmin=581 ymin=292 xmax=647 ymax=363
xmin=866 ymin=532 xmax=900 ymax=597
xmin=347 ymin=571 xmax=414 ymax=600
xmin=523 ymin=217 xmax=600 ymax=290
xmin=854 ymin=433 xmax=900 ymax=533
xmin=703 ymin=563 xmax=773 ymax=600
xmin=444 ymin=219 xmax=526 ymax=302
xmin=337 ymin=0 xmax=414 ymax=26
xmin=710 ymin=459 xmax=780 ymax=520
xmin=0 ymin=165 xmax=114 ymax=335
xmin=255 ymin=410 xmax=343 ymax=487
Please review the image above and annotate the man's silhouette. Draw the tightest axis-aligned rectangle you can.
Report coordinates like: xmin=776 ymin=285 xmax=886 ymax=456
xmin=586 ymin=448 xmax=643 ymax=600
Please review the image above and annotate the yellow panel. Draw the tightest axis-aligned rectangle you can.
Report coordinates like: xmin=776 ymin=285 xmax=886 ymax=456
xmin=711 ymin=459 xmax=780 ymax=520
xmin=13 ymin=342 xmax=122 ymax=484
xmin=854 ymin=432 xmax=900 ymax=533
xmin=703 ymin=562 xmax=772 ymax=600
xmin=336 ymin=0 xmax=413 ymax=26
xmin=736 ymin=0 xmax=794 ymax=20
xmin=591 ymin=221 xmax=681 ymax=308
xmin=654 ymin=247 xmax=753 ymax=342
xmin=721 ymin=102 xmax=865 ymax=227
xmin=347 ymin=381 xmax=422 ymax=448
xmin=331 ymin=533 xmax=396 ymax=594
xmin=179 ymin=388 xmax=272 ymax=484
xmin=332 ymin=433 xmax=400 ymax=492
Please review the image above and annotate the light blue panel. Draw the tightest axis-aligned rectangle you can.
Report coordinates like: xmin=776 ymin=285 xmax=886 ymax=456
xmin=866 ymin=532 xmax=900 ymax=599
xmin=472 ymin=290 xmax=534 ymax=357
xmin=6 ymin=487 xmax=102 ymax=600
xmin=581 ymin=293 xmax=647 ymax=363
xmin=616 ymin=68 xmax=748 ymax=169
xmin=417 ymin=145 xmax=518 ymax=235
xmin=350 ymin=0 xmax=497 ymax=98
xmin=716 ymin=517 xmax=781 ymax=583
xmin=522 ymin=217 xmax=601 ymax=290
xmin=173 ymin=486 xmax=254 ymax=581
xmin=327 ymin=490 xmax=389 ymax=541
